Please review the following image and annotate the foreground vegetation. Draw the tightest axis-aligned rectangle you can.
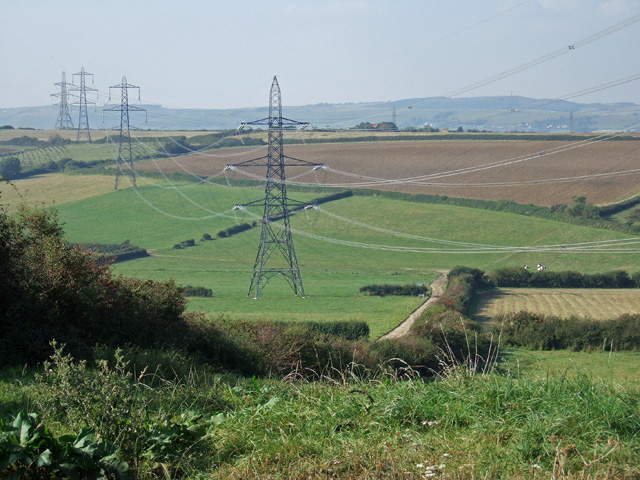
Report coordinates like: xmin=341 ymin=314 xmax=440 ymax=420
xmin=2 ymin=343 xmax=639 ymax=479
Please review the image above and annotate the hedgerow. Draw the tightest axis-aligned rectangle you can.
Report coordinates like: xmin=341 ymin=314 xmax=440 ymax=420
xmin=493 ymin=312 xmax=640 ymax=351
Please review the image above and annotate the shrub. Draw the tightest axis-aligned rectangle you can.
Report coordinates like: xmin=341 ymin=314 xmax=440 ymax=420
xmin=411 ymin=305 xmax=490 ymax=364
xmin=77 ymin=239 xmax=149 ymax=263
xmin=493 ymin=312 xmax=640 ymax=351
xmin=183 ymin=285 xmax=213 ymax=297
xmin=369 ymin=336 xmax=440 ymax=375
xmin=34 ymin=343 xmax=206 ymax=478
xmin=0 ymin=204 xmax=188 ymax=366
xmin=0 ymin=156 xmax=21 ymax=179
xmin=305 ymin=320 xmax=370 ymax=340
xmin=216 ymin=223 xmax=254 ymax=239
xmin=359 ymin=283 xmax=429 ymax=297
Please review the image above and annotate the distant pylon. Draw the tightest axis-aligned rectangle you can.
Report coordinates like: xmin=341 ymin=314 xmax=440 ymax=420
xmin=227 ymin=76 xmax=326 ymax=299
xmin=51 ymin=72 xmax=74 ymax=130
xmin=103 ymin=77 xmax=146 ymax=190
xmin=70 ymin=67 xmax=97 ymax=142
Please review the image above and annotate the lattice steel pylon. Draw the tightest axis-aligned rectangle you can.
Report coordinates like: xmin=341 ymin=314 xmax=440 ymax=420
xmin=51 ymin=72 xmax=74 ymax=130
xmin=103 ymin=77 xmax=146 ymax=191
xmin=227 ymin=76 xmax=325 ymax=299
xmin=70 ymin=67 xmax=97 ymax=142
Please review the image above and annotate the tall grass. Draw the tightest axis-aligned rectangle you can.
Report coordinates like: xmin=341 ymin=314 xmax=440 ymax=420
xmin=3 ymin=345 xmax=638 ymax=479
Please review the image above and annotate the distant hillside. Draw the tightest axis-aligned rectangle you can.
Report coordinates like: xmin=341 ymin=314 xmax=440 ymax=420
xmin=2 ymin=95 xmax=639 ymax=133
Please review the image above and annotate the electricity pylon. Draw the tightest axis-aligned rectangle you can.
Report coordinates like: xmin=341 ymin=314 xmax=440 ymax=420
xmin=70 ymin=67 xmax=97 ymax=142
xmin=51 ymin=72 xmax=74 ymax=130
xmin=228 ymin=76 xmax=325 ymax=299
xmin=103 ymin=77 xmax=146 ymax=190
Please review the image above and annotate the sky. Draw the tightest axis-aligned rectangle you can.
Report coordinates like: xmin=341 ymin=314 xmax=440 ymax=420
xmin=1 ymin=0 xmax=640 ymax=110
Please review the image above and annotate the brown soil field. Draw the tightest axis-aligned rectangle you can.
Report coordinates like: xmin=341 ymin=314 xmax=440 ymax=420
xmin=0 ymin=148 xmax=18 ymax=154
xmin=138 ymin=137 xmax=640 ymax=206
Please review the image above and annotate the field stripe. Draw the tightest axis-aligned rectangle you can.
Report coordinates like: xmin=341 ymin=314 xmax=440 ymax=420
xmin=476 ymin=288 xmax=640 ymax=320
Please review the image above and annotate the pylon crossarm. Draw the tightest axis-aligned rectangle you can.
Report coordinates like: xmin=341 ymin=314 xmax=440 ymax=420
xmin=226 ymin=155 xmax=269 ymax=168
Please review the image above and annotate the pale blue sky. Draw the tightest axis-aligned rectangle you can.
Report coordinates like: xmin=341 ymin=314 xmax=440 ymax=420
xmin=1 ymin=0 xmax=639 ymax=109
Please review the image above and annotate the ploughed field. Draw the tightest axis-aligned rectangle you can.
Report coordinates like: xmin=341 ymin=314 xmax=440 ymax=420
xmin=138 ymin=138 xmax=640 ymax=206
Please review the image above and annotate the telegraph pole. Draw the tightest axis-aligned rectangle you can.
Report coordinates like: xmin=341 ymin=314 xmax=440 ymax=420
xmin=228 ymin=76 xmax=325 ymax=299
xmin=51 ymin=72 xmax=74 ymax=130
xmin=70 ymin=67 xmax=97 ymax=142
xmin=103 ymin=77 xmax=146 ymax=190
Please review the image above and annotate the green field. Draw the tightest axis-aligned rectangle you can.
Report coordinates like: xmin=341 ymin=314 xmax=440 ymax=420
xmin=2 ymin=171 xmax=623 ymax=336
xmin=4 ymin=168 xmax=640 ymax=337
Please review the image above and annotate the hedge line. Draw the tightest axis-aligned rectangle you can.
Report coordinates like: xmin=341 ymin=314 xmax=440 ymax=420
xmin=77 ymin=240 xmax=149 ymax=263
xmin=487 ymin=266 xmax=640 ymax=288
xmin=492 ymin=312 xmax=640 ymax=351
xmin=359 ymin=283 xmax=429 ymax=297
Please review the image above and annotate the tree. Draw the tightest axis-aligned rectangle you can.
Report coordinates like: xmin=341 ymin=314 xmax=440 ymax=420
xmin=0 ymin=157 xmax=21 ymax=179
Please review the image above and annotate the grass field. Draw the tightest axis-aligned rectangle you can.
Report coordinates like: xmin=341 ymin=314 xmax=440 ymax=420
xmin=11 ymin=172 xmax=627 ymax=336
xmin=498 ymin=347 xmax=640 ymax=387
xmin=474 ymin=288 xmax=640 ymax=322
xmin=1 ymin=173 xmax=126 ymax=212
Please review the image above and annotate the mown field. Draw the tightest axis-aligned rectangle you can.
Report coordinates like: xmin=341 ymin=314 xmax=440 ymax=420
xmin=140 ymin=135 xmax=640 ymax=206
xmin=475 ymin=288 xmax=640 ymax=323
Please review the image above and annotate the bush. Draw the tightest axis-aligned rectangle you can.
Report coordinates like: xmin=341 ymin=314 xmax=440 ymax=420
xmin=77 ymin=239 xmax=149 ymax=263
xmin=0 ymin=205 xmax=189 ymax=366
xmin=0 ymin=156 xmax=21 ymax=179
xmin=493 ymin=312 xmax=640 ymax=351
xmin=411 ymin=305 xmax=491 ymax=365
xmin=183 ymin=285 xmax=213 ymax=297
xmin=487 ymin=267 xmax=638 ymax=288
xmin=359 ymin=283 xmax=429 ymax=297
xmin=216 ymin=223 xmax=254 ymax=239
xmin=305 ymin=320 xmax=370 ymax=340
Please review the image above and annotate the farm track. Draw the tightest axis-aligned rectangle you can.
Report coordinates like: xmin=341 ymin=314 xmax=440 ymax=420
xmin=379 ymin=269 xmax=449 ymax=340
xmin=137 ymin=139 xmax=640 ymax=206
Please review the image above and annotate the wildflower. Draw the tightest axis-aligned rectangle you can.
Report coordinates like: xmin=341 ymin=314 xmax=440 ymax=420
xmin=443 ymin=453 xmax=452 ymax=458
xmin=416 ymin=463 xmax=425 ymax=468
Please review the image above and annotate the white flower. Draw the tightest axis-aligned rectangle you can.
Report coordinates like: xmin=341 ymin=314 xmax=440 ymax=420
xmin=416 ymin=463 xmax=424 ymax=468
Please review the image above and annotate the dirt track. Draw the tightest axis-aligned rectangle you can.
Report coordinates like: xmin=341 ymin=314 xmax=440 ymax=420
xmin=378 ymin=270 xmax=449 ymax=340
